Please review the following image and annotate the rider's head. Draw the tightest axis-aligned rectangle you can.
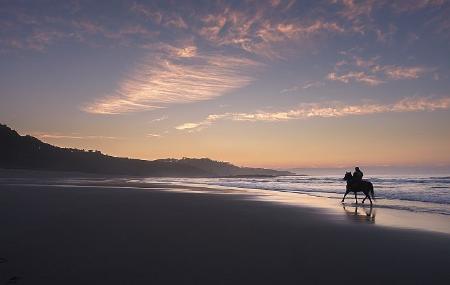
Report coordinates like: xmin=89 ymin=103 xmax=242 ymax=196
xmin=355 ymin=167 xmax=360 ymax=171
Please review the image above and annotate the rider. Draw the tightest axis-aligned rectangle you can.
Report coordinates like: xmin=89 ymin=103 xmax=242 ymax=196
xmin=353 ymin=167 xmax=363 ymax=182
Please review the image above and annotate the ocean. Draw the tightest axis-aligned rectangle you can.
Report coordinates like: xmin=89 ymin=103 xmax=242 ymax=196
xmin=146 ymin=174 xmax=450 ymax=216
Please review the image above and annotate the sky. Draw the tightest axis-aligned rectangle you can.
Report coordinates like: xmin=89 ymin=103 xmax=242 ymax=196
xmin=1 ymin=0 xmax=450 ymax=169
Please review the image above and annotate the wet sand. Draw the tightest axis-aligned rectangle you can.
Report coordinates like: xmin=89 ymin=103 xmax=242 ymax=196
xmin=0 ymin=182 xmax=449 ymax=284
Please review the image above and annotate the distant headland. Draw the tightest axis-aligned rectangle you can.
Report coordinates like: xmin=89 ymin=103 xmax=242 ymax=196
xmin=0 ymin=124 xmax=293 ymax=177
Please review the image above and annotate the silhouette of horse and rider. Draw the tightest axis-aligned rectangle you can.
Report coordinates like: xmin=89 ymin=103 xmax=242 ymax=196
xmin=342 ymin=167 xmax=375 ymax=205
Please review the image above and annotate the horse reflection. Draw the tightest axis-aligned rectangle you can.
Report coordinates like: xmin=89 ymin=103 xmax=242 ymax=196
xmin=342 ymin=204 xmax=376 ymax=224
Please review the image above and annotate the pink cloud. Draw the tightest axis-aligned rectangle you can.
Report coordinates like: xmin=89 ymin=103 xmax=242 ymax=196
xmin=327 ymin=71 xmax=384 ymax=86
xmin=383 ymin=66 xmax=428 ymax=79
xmin=329 ymin=54 xmax=432 ymax=85
xmin=334 ymin=0 xmax=377 ymax=22
xmin=35 ymin=133 xmax=120 ymax=140
xmin=83 ymin=44 xmax=262 ymax=114
xmin=197 ymin=4 xmax=344 ymax=59
xmin=176 ymin=96 xmax=450 ymax=131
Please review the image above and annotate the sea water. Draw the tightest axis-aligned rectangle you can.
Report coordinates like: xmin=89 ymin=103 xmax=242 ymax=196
xmin=147 ymin=174 xmax=450 ymax=216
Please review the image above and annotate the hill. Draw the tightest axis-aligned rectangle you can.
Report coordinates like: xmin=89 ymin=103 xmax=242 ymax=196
xmin=0 ymin=124 xmax=293 ymax=177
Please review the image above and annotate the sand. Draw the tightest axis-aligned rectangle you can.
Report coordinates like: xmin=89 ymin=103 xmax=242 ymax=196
xmin=0 ymin=181 xmax=449 ymax=284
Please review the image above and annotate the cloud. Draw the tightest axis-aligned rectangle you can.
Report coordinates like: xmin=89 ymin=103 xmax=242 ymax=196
xmin=130 ymin=2 xmax=187 ymax=29
xmin=327 ymin=71 xmax=384 ymax=85
xmin=390 ymin=96 xmax=450 ymax=111
xmin=176 ymin=122 xmax=208 ymax=131
xmin=146 ymin=133 xmax=162 ymax=138
xmin=332 ymin=0 xmax=447 ymax=34
xmin=130 ymin=2 xmax=163 ymax=23
xmin=197 ymin=4 xmax=344 ymax=59
xmin=176 ymin=96 xmax=450 ymax=131
xmin=280 ymin=81 xmax=324 ymax=93
xmin=331 ymin=0 xmax=380 ymax=34
xmin=150 ymin=115 xmax=168 ymax=123
xmin=83 ymin=44 xmax=261 ymax=114
xmin=0 ymin=30 xmax=66 ymax=52
xmin=163 ymin=15 xmax=188 ymax=29
xmin=0 ymin=13 xmax=158 ymax=53
xmin=328 ymin=54 xmax=431 ymax=85
xmin=175 ymin=114 xmax=230 ymax=132
xmin=71 ymin=20 xmax=157 ymax=46
xmin=391 ymin=0 xmax=446 ymax=12
xmin=2 ymin=0 xmax=448 ymax=55
xmin=35 ymin=133 xmax=120 ymax=140
xmin=375 ymin=24 xmax=397 ymax=43
xmin=334 ymin=0 xmax=377 ymax=22
xmin=383 ymin=66 xmax=428 ymax=79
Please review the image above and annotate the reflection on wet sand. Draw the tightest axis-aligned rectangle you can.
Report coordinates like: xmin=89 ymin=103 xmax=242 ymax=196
xmin=342 ymin=204 xmax=376 ymax=224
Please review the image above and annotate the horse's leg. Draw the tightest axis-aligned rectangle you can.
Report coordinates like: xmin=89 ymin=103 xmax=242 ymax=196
xmin=354 ymin=192 xmax=358 ymax=204
xmin=367 ymin=195 xmax=372 ymax=206
xmin=342 ymin=191 xmax=349 ymax=203
xmin=362 ymin=190 xmax=369 ymax=204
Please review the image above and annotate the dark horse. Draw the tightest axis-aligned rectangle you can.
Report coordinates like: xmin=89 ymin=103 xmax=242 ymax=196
xmin=342 ymin=172 xmax=375 ymax=205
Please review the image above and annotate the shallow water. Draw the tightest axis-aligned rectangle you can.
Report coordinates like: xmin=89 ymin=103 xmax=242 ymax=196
xmin=144 ymin=175 xmax=450 ymax=216
xmin=135 ymin=174 xmax=450 ymax=234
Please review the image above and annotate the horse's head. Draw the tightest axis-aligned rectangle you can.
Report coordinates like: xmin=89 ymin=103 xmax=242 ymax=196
xmin=343 ymin=172 xmax=352 ymax=181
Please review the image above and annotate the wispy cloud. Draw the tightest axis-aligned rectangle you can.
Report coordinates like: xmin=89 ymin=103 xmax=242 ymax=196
xmin=69 ymin=19 xmax=158 ymax=49
xmin=83 ymin=44 xmax=261 ymax=114
xmin=331 ymin=0 xmax=379 ymax=34
xmin=327 ymin=54 xmax=431 ymax=85
xmin=150 ymin=115 xmax=168 ymax=123
xmin=130 ymin=2 xmax=188 ymax=29
xmin=280 ymin=81 xmax=324 ymax=93
xmin=0 ymin=9 xmax=161 ymax=53
xmin=332 ymin=0 xmax=447 ymax=35
xmin=327 ymin=71 xmax=384 ymax=85
xmin=164 ymin=15 xmax=188 ymax=29
xmin=383 ymin=66 xmax=429 ymax=79
xmin=197 ymin=3 xmax=344 ymax=59
xmin=146 ymin=133 xmax=162 ymax=138
xmin=375 ymin=24 xmax=397 ymax=43
xmin=0 ymin=29 xmax=66 ymax=52
xmin=35 ymin=133 xmax=120 ymax=140
xmin=391 ymin=0 xmax=446 ymax=12
xmin=130 ymin=2 xmax=163 ymax=23
xmin=334 ymin=0 xmax=377 ymax=22
xmin=176 ymin=96 xmax=450 ymax=131
xmin=2 ymin=0 xmax=448 ymax=55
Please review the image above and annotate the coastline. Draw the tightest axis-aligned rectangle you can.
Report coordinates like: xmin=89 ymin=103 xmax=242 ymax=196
xmin=0 ymin=174 xmax=449 ymax=284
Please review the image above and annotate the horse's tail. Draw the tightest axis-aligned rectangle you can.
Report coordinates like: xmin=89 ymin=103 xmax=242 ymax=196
xmin=370 ymin=183 xmax=375 ymax=200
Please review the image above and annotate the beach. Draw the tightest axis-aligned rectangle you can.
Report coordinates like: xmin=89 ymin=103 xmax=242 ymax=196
xmin=0 ymin=174 xmax=449 ymax=284
xmin=3 ymin=0 xmax=450 ymax=284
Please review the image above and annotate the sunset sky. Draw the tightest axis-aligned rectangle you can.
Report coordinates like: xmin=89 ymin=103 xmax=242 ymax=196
xmin=1 ymin=0 xmax=450 ymax=168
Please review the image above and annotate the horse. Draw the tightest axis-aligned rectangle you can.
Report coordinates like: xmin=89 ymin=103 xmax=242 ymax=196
xmin=342 ymin=172 xmax=375 ymax=205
